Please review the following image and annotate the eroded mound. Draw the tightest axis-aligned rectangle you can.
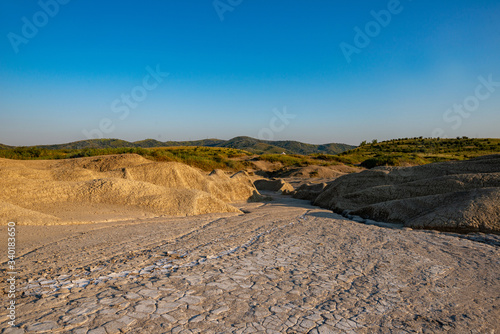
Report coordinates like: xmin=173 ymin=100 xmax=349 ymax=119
xmin=314 ymin=155 xmax=500 ymax=233
xmin=292 ymin=182 xmax=330 ymax=201
xmin=254 ymin=179 xmax=294 ymax=194
xmin=0 ymin=154 xmax=259 ymax=225
xmin=269 ymin=165 xmax=360 ymax=179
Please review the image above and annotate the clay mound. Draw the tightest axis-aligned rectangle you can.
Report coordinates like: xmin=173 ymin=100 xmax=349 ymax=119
xmin=56 ymin=153 xmax=150 ymax=172
xmin=0 ymin=158 xmax=54 ymax=181
xmin=209 ymin=169 xmax=230 ymax=178
xmin=250 ymin=160 xmax=283 ymax=172
xmin=68 ymin=156 xmax=259 ymax=203
xmin=51 ymin=166 xmax=100 ymax=181
xmin=254 ymin=179 xmax=295 ymax=194
xmin=0 ymin=201 xmax=61 ymax=225
xmin=353 ymin=188 xmax=500 ymax=233
xmin=75 ymin=178 xmax=240 ymax=216
xmin=292 ymin=182 xmax=330 ymax=201
xmin=209 ymin=171 xmax=258 ymax=202
xmin=0 ymin=155 xmax=260 ymax=225
xmin=106 ymin=164 xmax=257 ymax=203
xmin=270 ymin=164 xmax=361 ymax=179
xmin=314 ymin=155 xmax=500 ymax=233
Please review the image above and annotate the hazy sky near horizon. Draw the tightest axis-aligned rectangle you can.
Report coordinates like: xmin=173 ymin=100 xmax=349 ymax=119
xmin=1 ymin=0 xmax=499 ymax=146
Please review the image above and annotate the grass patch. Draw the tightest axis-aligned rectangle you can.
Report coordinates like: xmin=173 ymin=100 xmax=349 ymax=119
xmin=337 ymin=137 xmax=500 ymax=168
xmin=258 ymin=154 xmax=311 ymax=167
xmin=0 ymin=146 xmax=251 ymax=171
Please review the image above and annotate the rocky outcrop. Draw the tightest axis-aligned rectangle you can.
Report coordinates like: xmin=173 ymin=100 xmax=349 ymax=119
xmin=314 ymin=155 xmax=500 ymax=233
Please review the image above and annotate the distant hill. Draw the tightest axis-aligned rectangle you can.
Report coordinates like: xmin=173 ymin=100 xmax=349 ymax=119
xmin=2 ymin=137 xmax=499 ymax=170
xmin=0 ymin=136 xmax=355 ymax=155
xmin=37 ymin=139 xmax=135 ymax=150
xmin=218 ymin=137 xmax=356 ymax=155
xmin=335 ymin=137 xmax=500 ymax=167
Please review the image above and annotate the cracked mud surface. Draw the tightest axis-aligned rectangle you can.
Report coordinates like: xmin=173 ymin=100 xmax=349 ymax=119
xmin=1 ymin=194 xmax=499 ymax=333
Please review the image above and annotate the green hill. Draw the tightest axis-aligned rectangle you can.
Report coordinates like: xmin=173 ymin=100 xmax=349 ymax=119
xmin=0 ymin=137 xmax=355 ymax=155
xmin=216 ymin=136 xmax=354 ymax=155
xmin=1 ymin=137 xmax=499 ymax=170
xmin=336 ymin=137 xmax=500 ymax=167
xmin=268 ymin=140 xmax=355 ymax=155
xmin=217 ymin=137 xmax=292 ymax=154
xmin=38 ymin=139 xmax=135 ymax=150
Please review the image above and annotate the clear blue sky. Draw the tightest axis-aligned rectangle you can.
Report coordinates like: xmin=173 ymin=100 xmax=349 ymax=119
xmin=1 ymin=0 xmax=499 ymax=146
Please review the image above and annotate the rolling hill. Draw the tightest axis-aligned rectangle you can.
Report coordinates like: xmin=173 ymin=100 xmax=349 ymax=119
xmin=335 ymin=137 xmax=500 ymax=167
xmin=1 ymin=136 xmax=355 ymax=155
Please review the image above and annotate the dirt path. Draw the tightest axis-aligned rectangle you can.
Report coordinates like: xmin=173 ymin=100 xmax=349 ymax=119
xmin=1 ymin=195 xmax=499 ymax=333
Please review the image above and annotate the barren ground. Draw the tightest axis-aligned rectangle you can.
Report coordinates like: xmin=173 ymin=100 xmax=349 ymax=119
xmin=1 ymin=193 xmax=499 ymax=333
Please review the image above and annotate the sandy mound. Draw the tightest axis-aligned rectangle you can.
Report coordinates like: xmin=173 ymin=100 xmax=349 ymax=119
xmin=314 ymin=155 xmax=500 ymax=233
xmin=0 ymin=201 xmax=61 ymax=225
xmin=249 ymin=160 xmax=283 ymax=172
xmin=254 ymin=179 xmax=295 ymax=194
xmin=272 ymin=165 xmax=360 ymax=179
xmin=104 ymin=163 xmax=257 ymax=203
xmin=0 ymin=154 xmax=260 ymax=225
xmin=56 ymin=153 xmax=150 ymax=172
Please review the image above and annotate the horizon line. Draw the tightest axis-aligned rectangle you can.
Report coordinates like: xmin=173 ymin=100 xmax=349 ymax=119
xmin=2 ymin=135 xmax=500 ymax=149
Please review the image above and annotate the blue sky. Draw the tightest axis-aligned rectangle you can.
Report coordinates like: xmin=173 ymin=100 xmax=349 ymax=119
xmin=0 ymin=0 xmax=499 ymax=146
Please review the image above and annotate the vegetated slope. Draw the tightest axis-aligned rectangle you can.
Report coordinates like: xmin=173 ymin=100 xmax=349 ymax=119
xmin=0 ymin=146 xmax=252 ymax=171
xmin=136 ymin=138 xmax=226 ymax=148
xmin=313 ymin=154 xmax=500 ymax=233
xmin=38 ymin=139 xmax=136 ymax=150
xmin=336 ymin=137 xmax=500 ymax=168
xmin=0 ymin=136 xmax=355 ymax=155
xmin=219 ymin=136 xmax=355 ymax=155
xmin=0 ymin=154 xmax=262 ymax=225
xmin=267 ymin=140 xmax=355 ymax=155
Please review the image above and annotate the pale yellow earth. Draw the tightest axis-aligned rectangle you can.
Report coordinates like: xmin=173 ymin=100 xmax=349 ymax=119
xmin=0 ymin=156 xmax=499 ymax=333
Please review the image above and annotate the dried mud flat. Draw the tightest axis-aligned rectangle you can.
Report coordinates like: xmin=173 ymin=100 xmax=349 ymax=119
xmin=1 ymin=194 xmax=499 ymax=333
